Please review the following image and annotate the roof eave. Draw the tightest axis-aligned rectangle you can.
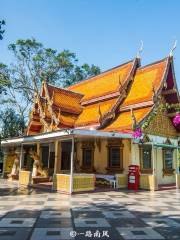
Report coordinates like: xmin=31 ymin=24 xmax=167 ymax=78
xmin=1 ymin=129 xmax=133 ymax=146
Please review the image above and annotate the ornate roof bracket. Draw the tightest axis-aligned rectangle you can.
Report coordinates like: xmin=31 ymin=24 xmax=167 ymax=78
xmin=98 ymin=58 xmax=139 ymax=130
xmin=36 ymin=96 xmax=46 ymax=119
xmin=131 ymin=108 xmax=137 ymax=130
xmin=152 ymin=83 xmax=159 ymax=103
xmin=98 ymin=105 xmax=103 ymax=125
xmin=35 ymin=94 xmax=51 ymax=131
xmin=42 ymin=81 xmax=60 ymax=127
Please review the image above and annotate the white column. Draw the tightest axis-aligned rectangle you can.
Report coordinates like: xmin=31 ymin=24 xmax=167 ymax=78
xmin=2 ymin=148 xmax=8 ymax=177
xmin=177 ymin=148 xmax=179 ymax=174
xmin=152 ymin=143 xmax=155 ymax=175
xmin=176 ymin=147 xmax=179 ymax=188
xmin=19 ymin=144 xmax=24 ymax=169
xmin=48 ymin=143 xmax=50 ymax=169
xmin=69 ymin=137 xmax=74 ymax=194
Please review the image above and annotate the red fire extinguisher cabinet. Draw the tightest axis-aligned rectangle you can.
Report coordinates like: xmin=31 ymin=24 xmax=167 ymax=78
xmin=128 ymin=165 xmax=140 ymax=190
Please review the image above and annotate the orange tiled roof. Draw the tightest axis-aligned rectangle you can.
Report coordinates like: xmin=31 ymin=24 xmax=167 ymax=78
xmin=103 ymin=107 xmax=152 ymax=132
xmin=46 ymin=84 xmax=83 ymax=114
xmin=68 ymin=61 xmax=134 ymax=102
xmin=60 ymin=113 xmax=77 ymax=127
xmin=26 ymin=56 xmax=178 ymax=135
xmin=121 ymin=58 xmax=168 ymax=107
xmin=75 ymin=98 xmax=118 ymax=127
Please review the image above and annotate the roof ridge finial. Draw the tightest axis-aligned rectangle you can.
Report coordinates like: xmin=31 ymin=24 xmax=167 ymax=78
xmin=169 ymin=39 xmax=177 ymax=57
xmin=136 ymin=40 xmax=143 ymax=58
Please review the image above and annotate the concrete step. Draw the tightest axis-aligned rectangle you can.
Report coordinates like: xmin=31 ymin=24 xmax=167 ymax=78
xmin=158 ymin=183 xmax=176 ymax=190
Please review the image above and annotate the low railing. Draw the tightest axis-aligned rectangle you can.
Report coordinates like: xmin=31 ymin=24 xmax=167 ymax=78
xmin=140 ymin=174 xmax=158 ymax=190
xmin=19 ymin=170 xmax=32 ymax=186
xmin=73 ymin=174 xmax=95 ymax=192
xmin=176 ymin=174 xmax=180 ymax=188
xmin=115 ymin=174 xmax=128 ymax=188
xmin=53 ymin=173 xmax=95 ymax=193
xmin=53 ymin=174 xmax=70 ymax=192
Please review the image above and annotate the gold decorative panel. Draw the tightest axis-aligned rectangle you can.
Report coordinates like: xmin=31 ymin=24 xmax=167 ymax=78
xmin=143 ymin=109 xmax=177 ymax=138
xmin=140 ymin=174 xmax=158 ymax=190
xmin=73 ymin=174 xmax=95 ymax=192
xmin=115 ymin=174 xmax=128 ymax=188
xmin=53 ymin=174 xmax=70 ymax=192
xmin=19 ymin=171 xmax=32 ymax=186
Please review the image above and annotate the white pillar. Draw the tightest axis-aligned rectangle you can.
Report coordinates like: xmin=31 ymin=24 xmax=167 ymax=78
xmin=69 ymin=137 xmax=74 ymax=194
xmin=19 ymin=144 xmax=24 ymax=169
xmin=48 ymin=143 xmax=50 ymax=169
xmin=2 ymin=148 xmax=8 ymax=177
xmin=176 ymin=147 xmax=179 ymax=188
xmin=152 ymin=143 xmax=155 ymax=175
xmin=177 ymin=148 xmax=179 ymax=174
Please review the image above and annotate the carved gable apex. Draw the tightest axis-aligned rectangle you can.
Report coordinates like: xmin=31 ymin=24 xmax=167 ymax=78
xmin=143 ymin=108 xmax=177 ymax=138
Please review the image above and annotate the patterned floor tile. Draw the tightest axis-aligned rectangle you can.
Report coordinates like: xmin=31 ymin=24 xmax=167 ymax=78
xmin=72 ymin=210 xmax=104 ymax=218
xmin=40 ymin=210 xmax=71 ymax=219
xmin=116 ymin=227 xmax=164 ymax=239
xmin=102 ymin=210 xmax=136 ymax=219
xmin=142 ymin=217 xmax=180 ymax=227
xmin=0 ymin=180 xmax=180 ymax=239
xmin=155 ymin=227 xmax=180 ymax=239
xmin=0 ymin=218 xmax=36 ymax=227
xmin=108 ymin=218 xmax=148 ymax=228
xmin=5 ymin=210 xmax=40 ymax=218
xmin=30 ymin=228 xmax=73 ymax=240
xmin=74 ymin=218 xmax=110 ymax=227
xmin=0 ymin=228 xmax=31 ymax=240
xmin=35 ymin=218 xmax=72 ymax=228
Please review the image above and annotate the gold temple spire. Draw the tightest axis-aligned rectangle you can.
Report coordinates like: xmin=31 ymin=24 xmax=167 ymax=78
xmin=169 ymin=39 xmax=177 ymax=57
xmin=136 ymin=40 xmax=143 ymax=59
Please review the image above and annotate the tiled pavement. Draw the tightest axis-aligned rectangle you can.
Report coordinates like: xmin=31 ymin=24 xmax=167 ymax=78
xmin=0 ymin=180 xmax=180 ymax=239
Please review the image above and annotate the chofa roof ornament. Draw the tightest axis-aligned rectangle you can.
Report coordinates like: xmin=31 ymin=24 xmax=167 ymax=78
xmin=136 ymin=40 xmax=143 ymax=58
xmin=131 ymin=108 xmax=137 ymax=130
xmin=169 ymin=40 xmax=177 ymax=57
xmin=98 ymin=104 xmax=103 ymax=124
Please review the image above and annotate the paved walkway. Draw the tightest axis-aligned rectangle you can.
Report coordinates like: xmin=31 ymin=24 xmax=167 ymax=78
xmin=0 ymin=179 xmax=180 ymax=239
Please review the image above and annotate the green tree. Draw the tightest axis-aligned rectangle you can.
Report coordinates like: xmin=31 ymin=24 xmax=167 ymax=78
xmin=0 ymin=20 xmax=5 ymax=40
xmin=0 ymin=38 xmax=100 ymax=123
xmin=0 ymin=21 xmax=9 ymax=94
xmin=0 ymin=108 xmax=25 ymax=138
xmin=0 ymin=63 xmax=10 ymax=94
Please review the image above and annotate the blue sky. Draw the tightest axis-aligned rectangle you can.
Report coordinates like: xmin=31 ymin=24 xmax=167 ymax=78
xmin=0 ymin=0 xmax=180 ymax=87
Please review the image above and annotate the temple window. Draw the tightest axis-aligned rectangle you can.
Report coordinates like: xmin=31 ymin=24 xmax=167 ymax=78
xmin=81 ymin=141 xmax=95 ymax=171
xmin=140 ymin=145 xmax=152 ymax=173
xmin=106 ymin=139 xmax=124 ymax=173
xmin=163 ymin=148 xmax=174 ymax=171
xmin=83 ymin=148 xmax=93 ymax=167
xmin=109 ymin=147 xmax=121 ymax=167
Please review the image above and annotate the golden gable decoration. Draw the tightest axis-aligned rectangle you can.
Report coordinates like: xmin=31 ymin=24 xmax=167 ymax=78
xmin=143 ymin=109 xmax=177 ymax=137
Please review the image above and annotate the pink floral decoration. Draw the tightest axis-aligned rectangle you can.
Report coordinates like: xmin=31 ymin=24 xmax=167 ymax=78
xmin=132 ymin=127 xmax=142 ymax=139
xmin=173 ymin=113 xmax=180 ymax=126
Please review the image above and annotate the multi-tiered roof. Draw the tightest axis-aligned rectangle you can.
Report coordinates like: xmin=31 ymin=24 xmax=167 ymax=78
xmin=27 ymin=55 xmax=180 ymax=136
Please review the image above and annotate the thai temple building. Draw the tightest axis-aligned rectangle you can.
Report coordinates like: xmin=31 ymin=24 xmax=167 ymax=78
xmin=1 ymin=53 xmax=180 ymax=193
